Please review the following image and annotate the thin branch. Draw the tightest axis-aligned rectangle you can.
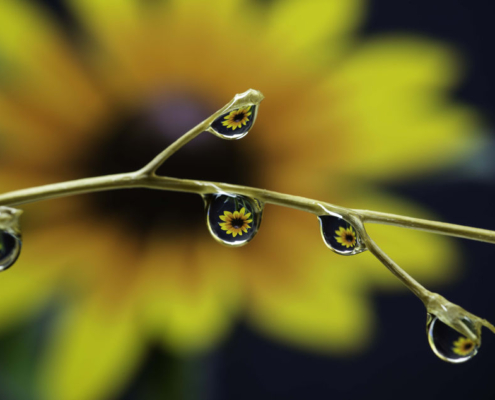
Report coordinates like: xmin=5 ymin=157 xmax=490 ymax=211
xmin=1 ymin=174 xmax=493 ymax=246
xmin=358 ymin=209 xmax=495 ymax=244
xmin=0 ymin=89 xmax=493 ymax=345
xmin=138 ymin=88 xmax=266 ymax=176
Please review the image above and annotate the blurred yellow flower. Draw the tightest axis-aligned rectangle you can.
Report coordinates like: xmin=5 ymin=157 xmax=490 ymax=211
xmin=0 ymin=0 xmax=482 ymax=400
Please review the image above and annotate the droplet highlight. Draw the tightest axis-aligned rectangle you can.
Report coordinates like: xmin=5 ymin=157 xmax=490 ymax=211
xmin=205 ymin=194 xmax=263 ymax=247
xmin=0 ymin=231 xmax=21 ymax=271
xmin=209 ymin=105 xmax=257 ymax=140
xmin=426 ymin=313 xmax=478 ymax=363
xmin=318 ymin=214 xmax=366 ymax=255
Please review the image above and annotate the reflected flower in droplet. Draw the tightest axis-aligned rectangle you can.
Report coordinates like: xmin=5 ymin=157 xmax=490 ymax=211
xmin=209 ymin=105 xmax=258 ymax=140
xmin=219 ymin=207 xmax=253 ymax=238
xmin=334 ymin=225 xmax=357 ymax=248
xmin=205 ymin=193 xmax=263 ymax=247
xmin=427 ymin=313 xmax=479 ymax=363
xmin=318 ymin=214 xmax=366 ymax=256
xmin=452 ymin=336 xmax=477 ymax=356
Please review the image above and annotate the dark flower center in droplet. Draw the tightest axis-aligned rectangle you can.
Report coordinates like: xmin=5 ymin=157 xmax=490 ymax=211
xmin=345 ymin=234 xmax=354 ymax=243
xmin=464 ymin=342 xmax=473 ymax=351
xmin=80 ymin=94 xmax=258 ymax=237
xmin=233 ymin=112 xmax=246 ymax=122
xmin=232 ymin=219 xmax=244 ymax=229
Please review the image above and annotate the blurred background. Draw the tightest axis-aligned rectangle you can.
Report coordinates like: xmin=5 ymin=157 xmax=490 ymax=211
xmin=0 ymin=0 xmax=494 ymax=399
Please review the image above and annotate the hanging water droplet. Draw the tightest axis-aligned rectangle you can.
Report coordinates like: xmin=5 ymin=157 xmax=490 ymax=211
xmin=205 ymin=193 xmax=263 ymax=247
xmin=208 ymin=105 xmax=258 ymax=140
xmin=0 ymin=231 xmax=21 ymax=272
xmin=318 ymin=214 xmax=366 ymax=255
xmin=0 ymin=206 xmax=23 ymax=271
xmin=426 ymin=313 xmax=479 ymax=363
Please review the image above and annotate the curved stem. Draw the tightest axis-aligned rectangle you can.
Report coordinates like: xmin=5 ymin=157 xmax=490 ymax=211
xmin=138 ymin=88 xmax=266 ymax=175
xmin=1 ymin=173 xmax=494 ymax=246
xmin=138 ymin=122 xmax=209 ymax=176
xmin=1 ymin=88 xmax=493 ymax=342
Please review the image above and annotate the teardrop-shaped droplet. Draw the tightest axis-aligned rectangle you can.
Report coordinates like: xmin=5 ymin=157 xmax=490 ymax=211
xmin=205 ymin=193 xmax=263 ymax=247
xmin=0 ymin=231 xmax=21 ymax=271
xmin=209 ymin=105 xmax=257 ymax=140
xmin=318 ymin=214 xmax=366 ymax=255
xmin=426 ymin=313 xmax=478 ymax=363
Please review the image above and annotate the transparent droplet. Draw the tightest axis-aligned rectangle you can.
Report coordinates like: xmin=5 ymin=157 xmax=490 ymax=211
xmin=205 ymin=193 xmax=263 ymax=247
xmin=209 ymin=105 xmax=257 ymax=140
xmin=426 ymin=313 xmax=479 ymax=363
xmin=0 ymin=231 xmax=21 ymax=271
xmin=318 ymin=214 xmax=366 ymax=255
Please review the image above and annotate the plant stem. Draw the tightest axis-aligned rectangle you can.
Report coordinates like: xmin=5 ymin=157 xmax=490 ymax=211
xmin=1 ymin=173 xmax=493 ymax=246
xmin=358 ymin=210 xmax=495 ymax=244
xmin=1 ymin=88 xmax=493 ymax=341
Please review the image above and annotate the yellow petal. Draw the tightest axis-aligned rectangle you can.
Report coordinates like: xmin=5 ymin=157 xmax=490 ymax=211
xmin=38 ymin=295 xmax=143 ymax=400
xmin=326 ymin=36 xmax=482 ymax=180
xmin=265 ymin=0 xmax=363 ymax=62
xmin=140 ymin=235 xmax=242 ymax=353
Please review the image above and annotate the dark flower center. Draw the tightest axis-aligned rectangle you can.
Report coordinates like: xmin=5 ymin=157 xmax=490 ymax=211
xmin=81 ymin=94 xmax=258 ymax=237
xmin=345 ymin=234 xmax=354 ymax=243
xmin=231 ymin=219 xmax=245 ymax=229
xmin=233 ymin=112 xmax=246 ymax=122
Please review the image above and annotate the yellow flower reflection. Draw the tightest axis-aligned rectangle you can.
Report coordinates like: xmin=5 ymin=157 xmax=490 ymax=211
xmin=219 ymin=208 xmax=253 ymax=237
xmin=452 ymin=337 xmax=476 ymax=356
xmin=222 ymin=106 xmax=252 ymax=130
xmin=334 ymin=226 xmax=357 ymax=248
xmin=0 ymin=1 xmax=481 ymax=400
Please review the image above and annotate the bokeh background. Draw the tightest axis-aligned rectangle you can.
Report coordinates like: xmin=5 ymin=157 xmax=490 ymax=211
xmin=0 ymin=0 xmax=495 ymax=399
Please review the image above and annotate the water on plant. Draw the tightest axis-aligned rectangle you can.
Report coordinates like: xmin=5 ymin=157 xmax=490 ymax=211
xmin=426 ymin=313 xmax=478 ymax=363
xmin=0 ymin=231 xmax=22 ymax=271
xmin=209 ymin=105 xmax=257 ymax=140
xmin=318 ymin=214 xmax=366 ymax=255
xmin=204 ymin=193 xmax=263 ymax=247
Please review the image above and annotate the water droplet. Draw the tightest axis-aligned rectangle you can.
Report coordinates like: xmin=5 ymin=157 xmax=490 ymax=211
xmin=208 ymin=105 xmax=257 ymax=140
xmin=426 ymin=313 xmax=478 ymax=363
xmin=0 ymin=231 xmax=21 ymax=271
xmin=205 ymin=193 xmax=263 ymax=247
xmin=318 ymin=214 xmax=366 ymax=255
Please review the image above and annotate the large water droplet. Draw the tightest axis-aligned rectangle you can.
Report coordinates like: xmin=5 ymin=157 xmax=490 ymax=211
xmin=318 ymin=214 xmax=366 ymax=255
xmin=426 ymin=313 xmax=479 ymax=363
xmin=0 ymin=231 xmax=21 ymax=271
xmin=205 ymin=193 xmax=263 ymax=247
xmin=208 ymin=105 xmax=258 ymax=140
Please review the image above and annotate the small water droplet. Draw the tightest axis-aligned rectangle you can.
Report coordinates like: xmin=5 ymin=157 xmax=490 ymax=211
xmin=426 ymin=313 xmax=478 ymax=363
xmin=0 ymin=231 xmax=21 ymax=271
xmin=205 ymin=193 xmax=263 ymax=247
xmin=318 ymin=214 xmax=366 ymax=255
xmin=208 ymin=105 xmax=257 ymax=140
